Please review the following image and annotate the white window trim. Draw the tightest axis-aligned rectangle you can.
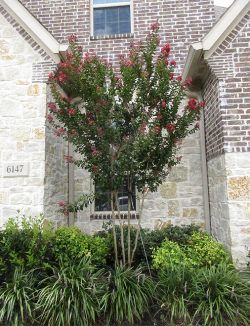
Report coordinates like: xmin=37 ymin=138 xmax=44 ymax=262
xmin=90 ymin=0 xmax=134 ymax=37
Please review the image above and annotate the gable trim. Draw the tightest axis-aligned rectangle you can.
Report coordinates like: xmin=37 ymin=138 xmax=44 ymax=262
xmin=183 ymin=0 xmax=250 ymax=81
xmin=0 ymin=0 xmax=68 ymax=63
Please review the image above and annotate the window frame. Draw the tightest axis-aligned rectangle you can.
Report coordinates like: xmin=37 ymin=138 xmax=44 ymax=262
xmin=90 ymin=0 xmax=134 ymax=37
xmin=90 ymin=180 xmax=137 ymax=215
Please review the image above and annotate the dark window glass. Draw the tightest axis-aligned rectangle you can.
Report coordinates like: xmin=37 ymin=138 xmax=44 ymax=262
xmin=95 ymin=180 xmax=136 ymax=211
xmin=94 ymin=6 xmax=131 ymax=36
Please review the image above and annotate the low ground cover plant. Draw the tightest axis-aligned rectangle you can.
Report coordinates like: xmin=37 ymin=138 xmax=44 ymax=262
xmin=0 ymin=216 xmax=249 ymax=326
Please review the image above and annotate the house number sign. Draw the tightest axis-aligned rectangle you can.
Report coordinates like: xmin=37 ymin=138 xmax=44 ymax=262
xmin=3 ymin=162 xmax=30 ymax=177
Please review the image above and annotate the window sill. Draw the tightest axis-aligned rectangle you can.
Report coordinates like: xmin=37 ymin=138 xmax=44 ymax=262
xmin=90 ymin=33 xmax=134 ymax=41
xmin=90 ymin=212 xmax=138 ymax=220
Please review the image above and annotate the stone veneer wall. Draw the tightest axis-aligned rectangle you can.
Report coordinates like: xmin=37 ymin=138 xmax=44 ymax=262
xmin=44 ymin=88 xmax=69 ymax=227
xmin=0 ymin=13 xmax=47 ymax=226
xmin=207 ymin=153 xmax=250 ymax=267
xmin=226 ymin=153 xmax=250 ymax=266
xmin=73 ymin=116 xmax=205 ymax=234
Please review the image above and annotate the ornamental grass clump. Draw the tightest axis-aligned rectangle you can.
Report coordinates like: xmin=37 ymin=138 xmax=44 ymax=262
xmin=36 ymin=258 xmax=105 ymax=326
xmin=48 ymin=23 xmax=204 ymax=266
xmin=101 ymin=265 xmax=155 ymax=325
xmin=155 ymin=264 xmax=193 ymax=325
xmin=0 ymin=267 xmax=36 ymax=326
xmin=191 ymin=263 xmax=250 ymax=326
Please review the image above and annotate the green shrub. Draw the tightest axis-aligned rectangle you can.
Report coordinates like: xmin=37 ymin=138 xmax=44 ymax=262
xmin=52 ymin=226 xmax=108 ymax=266
xmin=152 ymin=240 xmax=192 ymax=270
xmin=0 ymin=267 xmax=36 ymax=326
xmin=101 ymin=266 xmax=155 ymax=325
xmin=98 ymin=223 xmax=200 ymax=267
xmin=36 ymin=258 xmax=105 ymax=326
xmin=151 ymin=231 xmax=231 ymax=271
xmin=0 ymin=215 xmax=53 ymax=280
xmin=191 ymin=263 xmax=250 ymax=326
xmin=186 ymin=231 xmax=231 ymax=267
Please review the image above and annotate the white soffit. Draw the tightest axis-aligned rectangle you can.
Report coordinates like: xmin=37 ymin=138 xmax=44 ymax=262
xmin=0 ymin=0 xmax=68 ymax=63
xmin=183 ymin=0 xmax=250 ymax=80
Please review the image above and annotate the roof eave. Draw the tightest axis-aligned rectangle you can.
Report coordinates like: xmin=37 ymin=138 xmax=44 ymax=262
xmin=0 ymin=0 xmax=68 ymax=63
xmin=182 ymin=0 xmax=250 ymax=86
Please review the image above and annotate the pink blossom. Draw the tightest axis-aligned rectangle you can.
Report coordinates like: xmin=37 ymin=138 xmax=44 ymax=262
xmin=150 ymin=22 xmax=160 ymax=32
xmin=165 ymin=123 xmax=176 ymax=133
xmin=154 ymin=126 xmax=161 ymax=134
xmin=161 ymin=43 xmax=171 ymax=57
xmin=58 ymin=200 xmax=66 ymax=207
xmin=183 ymin=77 xmax=192 ymax=86
xmin=91 ymin=146 xmax=98 ymax=157
xmin=161 ymin=100 xmax=167 ymax=108
xmin=57 ymin=71 xmax=67 ymax=83
xmin=122 ymin=59 xmax=133 ymax=67
xmin=47 ymin=114 xmax=53 ymax=123
xmin=199 ymin=101 xmax=206 ymax=108
xmin=68 ymin=108 xmax=76 ymax=116
xmin=68 ymin=34 xmax=77 ymax=43
xmin=66 ymin=52 xmax=74 ymax=61
xmin=58 ymin=62 xmax=70 ymax=69
xmin=91 ymin=165 xmax=98 ymax=173
xmin=48 ymin=72 xmax=54 ymax=80
xmin=54 ymin=127 xmax=66 ymax=137
xmin=176 ymin=75 xmax=182 ymax=82
xmin=170 ymin=59 xmax=176 ymax=66
xmin=187 ymin=98 xmax=197 ymax=110
xmin=48 ymin=102 xmax=58 ymax=112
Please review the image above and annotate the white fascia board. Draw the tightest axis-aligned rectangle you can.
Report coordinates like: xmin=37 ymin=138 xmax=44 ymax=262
xmin=203 ymin=0 xmax=250 ymax=59
xmin=0 ymin=0 xmax=68 ymax=63
xmin=182 ymin=42 xmax=203 ymax=80
xmin=182 ymin=0 xmax=250 ymax=80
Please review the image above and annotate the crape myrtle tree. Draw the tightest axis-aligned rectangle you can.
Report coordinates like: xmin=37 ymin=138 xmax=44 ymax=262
xmin=47 ymin=23 xmax=204 ymax=267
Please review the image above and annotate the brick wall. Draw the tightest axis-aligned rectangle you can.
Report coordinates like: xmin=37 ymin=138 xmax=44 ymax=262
xmin=202 ymin=70 xmax=224 ymax=160
xmin=206 ymin=12 xmax=250 ymax=155
xmin=19 ymin=0 xmax=215 ymax=73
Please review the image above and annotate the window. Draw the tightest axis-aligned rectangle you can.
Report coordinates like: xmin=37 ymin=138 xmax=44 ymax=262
xmin=92 ymin=0 xmax=132 ymax=37
xmin=95 ymin=180 xmax=136 ymax=212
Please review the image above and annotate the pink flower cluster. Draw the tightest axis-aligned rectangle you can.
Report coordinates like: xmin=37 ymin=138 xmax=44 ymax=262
xmin=150 ymin=22 xmax=160 ymax=32
xmin=54 ymin=127 xmax=66 ymax=137
xmin=161 ymin=43 xmax=171 ymax=57
xmin=165 ymin=123 xmax=176 ymax=133
xmin=48 ymin=102 xmax=58 ymax=113
xmin=68 ymin=108 xmax=76 ymax=116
